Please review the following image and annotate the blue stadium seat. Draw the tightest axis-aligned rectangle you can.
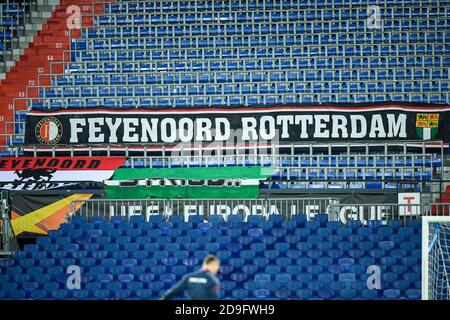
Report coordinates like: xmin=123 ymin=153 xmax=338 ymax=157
xmin=368 ymin=220 xmax=383 ymax=230
xmin=315 ymin=214 xmax=329 ymax=226
xmin=337 ymin=268 xmax=356 ymax=283
xmin=71 ymin=216 xmax=86 ymax=225
xmin=149 ymin=215 xmax=165 ymax=224
xmin=129 ymin=215 xmax=145 ymax=224
xmin=188 ymin=215 xmax=204 ymax=224
xmin=240 ymin=250 xmax=255 ymax=261
xmin=268 ymin=215 xmax=284 ymax=226
xmin=317 ymin=228 xmax=331 ymax=238
xmin=391 ymin=264 xmax=408 ymax=274
xmin=241 ymin=265 xmax=258 ymax=276
xmin=307 ymin=280 xmax=324 ymax=292
xmin=231 ymin=289 xmax=248 ymax=299
xmin=405 ymin=289 xmax=421 ymax=300
xmin=361 ymin=289 xmax=379 ymax=300
xmin=318 ymin=288 xmax=335 ymax=299
xmin=221 ymin=280 xmax=237 ymax=291
xmin=30 ymin=290 xmax=48 ymax=299
xmin=296 ymin=289 xmax=313 ymax=299
xmin=247 ymin=215 xmax=263 ymax=225
xmin=92 ymin=289 xmax=110 ymax=299
xmin=292 ymin=215 xmax=307 ymax=226
xmin=340 ymin=288 xmax=357 ymax=299
xmin=115 ymin=289 xmax=132 ymax=299
xmin=307 ymin=265 xmax=323 ymax=276
xmin=208 ymin=215 xmax=225 ymax=224
xmin=229 ymin=215 xmax=244 ymax=224
xmin=403 ymin=272 xmax=420 ymax=283
xmin=383 ymin=289 xmax=400 ymax=300
xmin=138 ymin=274 xmax=155 ymax=283
xmin=305 ymin=220 xmax=320 ymax=231
xmin=250 ymin=242 xmax=267 ymax=253
xmin=253 ymin=289 xmax=270 ymax=299
xmin=136 ymin=289 xmax=152 ymax=299
xmin=274 ymin=289 xmax=291 ymax=299
xmin=251 ymin=257 xmax=268 ymax=269
xmin=294 ymin=228 xmax=310 ymax=240
xmin=106 ymin=282 xmax=122 ymax=292
xmin=378 ymin=227 xmax=394 ymax=239
xmin=407 ymin=220 xmax=421 ymax=231
xmin=379 ymin=241 xmax=395 ymax=251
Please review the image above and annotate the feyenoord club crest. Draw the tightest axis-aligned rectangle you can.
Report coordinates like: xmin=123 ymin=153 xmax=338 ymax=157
xmin=35 ymin=116 xmax=63 ymax=144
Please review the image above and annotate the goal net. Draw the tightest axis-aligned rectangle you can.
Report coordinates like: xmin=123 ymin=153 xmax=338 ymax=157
xmin=422 ymin=217 xmax=450 ymax=300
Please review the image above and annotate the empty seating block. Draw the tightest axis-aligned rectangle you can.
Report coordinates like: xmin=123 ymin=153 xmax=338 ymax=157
xmin=23 ymin=0 xmax=450 ymax=112
xmin=0 ymin=214 xmax=422 ymax=300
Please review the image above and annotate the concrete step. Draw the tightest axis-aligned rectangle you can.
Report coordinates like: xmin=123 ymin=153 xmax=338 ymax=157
xmin=38 ymin=0 xmax=61 ymax=6
xmin=12 ymin=48 xmax=24 ymax=56
xmin=31 ymin=10 xmax=53 ymax=19
xmin=18 ymin=36 xmax=35 ymax=43
xmin=25 ymin=23 xmax=43 ymax=31
xmin=30 ymin=17 xmax=48 ymax=25
xmin=6 ymin=60 xmax=16 ymax=68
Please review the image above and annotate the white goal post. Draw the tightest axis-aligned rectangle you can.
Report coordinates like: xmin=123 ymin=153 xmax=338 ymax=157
xmin=422 ymin=216 xmax=450 ymax=300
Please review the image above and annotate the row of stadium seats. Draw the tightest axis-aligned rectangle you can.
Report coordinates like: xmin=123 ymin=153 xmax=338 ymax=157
xmin=0 ymin=285 xmax=421 ymax=300
xmin=28 ymin=93 xmax=450 ymax=109
xmin=61 ymin=53 xmax=450 ymax=69
xmin=70 ymin=44 xmax=450 ymax=59
xmin=102 ymin=1 xmax=447 ymax=13
xmin=72 ymin=36 xmax=450 ymax=51
xmin=0 ymin=214 xmax=422 ymax=299
xmin=66 ymin=56 xmax=450 ymax=73
xmin=124 ymin=155 xmax=442 ymax=168
xmin=262 ymin=182 xmax=423 ymax=191
xmin=82 ymin=27 xmax=449 ymax=43
xmin=39 ymin=80 xmax=449 ymax=98
xmin=61 ymin=64 xmax=450 ymax=80
xmin=120 ymin=155 xmax=438 ymax=189
xmin=92 ymin=12 xmax=448 ymax=29
xmin=271 ymin=168 xmax=432 ymax=179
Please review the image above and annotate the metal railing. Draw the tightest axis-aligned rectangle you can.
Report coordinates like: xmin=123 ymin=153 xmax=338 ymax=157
xmin=13 ymin=139 xmax=447 ymax=158
xmin=122 ymin=152 xmax=439 ymax=168
xmin=83 ymin=7 xmax=449 ymax=24
xmin=334 ymin=202 xmax=450 ymax=224
xmin=68 ymin=198 xmax=450 ymax=226
xmin=92 ymin=0 xmax=446 ymax=14
xmin=261 ymin=179 xmax=435 ymax=193
xmin=69 ymin=197 xmax=340 ymax=222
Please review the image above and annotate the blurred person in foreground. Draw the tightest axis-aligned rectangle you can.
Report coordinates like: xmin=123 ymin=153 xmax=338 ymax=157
xmin=161 ymin=255 xmax=221 ymax=300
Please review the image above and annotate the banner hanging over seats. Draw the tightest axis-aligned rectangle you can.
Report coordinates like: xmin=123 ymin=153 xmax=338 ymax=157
xmin=24 ymin=104 xmax=450 ymax=145
xmin=0 ymin=156 xmax=125 ymax=190
xmin=105 ymin=166 xmax=273 ymax=199
xmin=9 ymin=193 xmax=95 ymax=237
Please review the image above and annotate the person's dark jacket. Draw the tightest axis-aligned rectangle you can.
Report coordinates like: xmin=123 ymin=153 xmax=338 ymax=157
xmin=162 ymin=269 xmax=220 ymax=300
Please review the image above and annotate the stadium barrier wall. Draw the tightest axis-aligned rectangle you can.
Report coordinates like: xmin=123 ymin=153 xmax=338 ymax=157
xmin=68 ymin=197 xmax=450 ymax=225
xmin=69 ymin=197 xmax=340 ymax=222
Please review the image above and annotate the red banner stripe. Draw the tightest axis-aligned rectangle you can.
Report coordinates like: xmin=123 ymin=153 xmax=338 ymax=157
xmin=0 ymin=157 xmax=125 ymax=171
